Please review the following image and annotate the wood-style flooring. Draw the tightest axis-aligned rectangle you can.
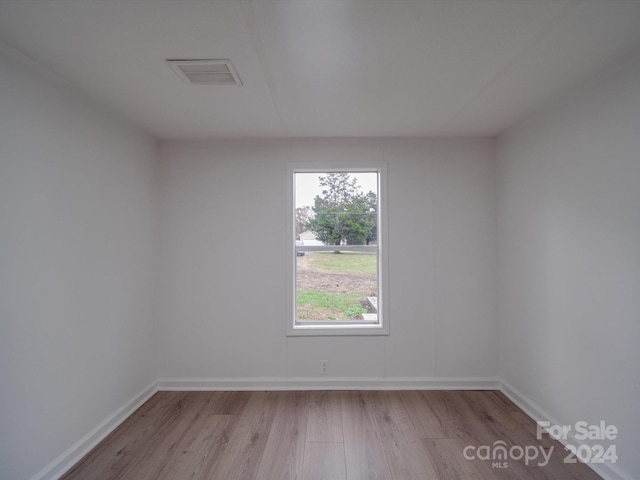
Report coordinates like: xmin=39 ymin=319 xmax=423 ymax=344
xmin=61 ymin=390 xmax=602 ymax=480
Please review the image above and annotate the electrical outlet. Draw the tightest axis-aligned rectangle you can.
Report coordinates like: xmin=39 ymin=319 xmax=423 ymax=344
xmin=320 ymin=360 xmax=329 ymax=375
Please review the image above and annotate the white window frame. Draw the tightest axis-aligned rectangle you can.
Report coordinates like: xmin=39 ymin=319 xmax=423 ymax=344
xmin=286 ymin=163 xmax=389 ymax=336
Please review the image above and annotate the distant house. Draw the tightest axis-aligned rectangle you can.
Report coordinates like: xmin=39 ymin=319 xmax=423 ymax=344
xmin=299 ymin=230 xmax=324 ymax=246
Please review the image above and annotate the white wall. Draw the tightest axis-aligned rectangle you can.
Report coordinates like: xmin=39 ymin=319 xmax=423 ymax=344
xmin=158 ymin=138 xmax=497 ymax=383
xmin=497 ymin=57 xmax=640 ymax=479
xmin=0 ymin=50 xmax=159 ymax=479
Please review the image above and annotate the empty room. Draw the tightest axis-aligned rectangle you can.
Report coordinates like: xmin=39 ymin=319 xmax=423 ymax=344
xmin=1 ymin=1 xmax=639 ymax=479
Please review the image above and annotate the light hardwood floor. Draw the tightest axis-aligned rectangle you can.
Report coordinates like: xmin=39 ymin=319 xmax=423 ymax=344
xmin=61 ymin=390 xmax=602 ymax=480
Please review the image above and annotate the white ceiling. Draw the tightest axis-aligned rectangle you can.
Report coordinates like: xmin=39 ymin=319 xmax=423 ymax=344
xmin=1 ymin=0 xmax=639 ymax=140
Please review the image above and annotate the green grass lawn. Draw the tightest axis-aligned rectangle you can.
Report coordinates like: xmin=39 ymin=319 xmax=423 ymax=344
xmin=296 ymin=252 xmax=376 ymax=320
xmin=306 ymin=252 xmax=377 ymax=274
xmin=297 ymin=290 xmax=367 ymax=320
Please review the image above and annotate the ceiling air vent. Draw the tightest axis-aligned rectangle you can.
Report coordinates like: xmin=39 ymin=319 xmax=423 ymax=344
xmin=167 ymin=59 xmax=243 ymax=86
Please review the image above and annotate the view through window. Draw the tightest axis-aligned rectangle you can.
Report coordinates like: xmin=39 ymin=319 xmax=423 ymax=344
xmin=294 ymin=171 xmax=380 ymax=326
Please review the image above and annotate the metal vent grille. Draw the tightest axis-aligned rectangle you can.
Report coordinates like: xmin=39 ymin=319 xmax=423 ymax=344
xmin=167 ymin=59 xmax=242 ymax=86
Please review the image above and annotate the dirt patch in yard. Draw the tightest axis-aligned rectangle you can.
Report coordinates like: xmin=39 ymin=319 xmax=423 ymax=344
xmin=296 ymin=254 xmax=377 ymax=295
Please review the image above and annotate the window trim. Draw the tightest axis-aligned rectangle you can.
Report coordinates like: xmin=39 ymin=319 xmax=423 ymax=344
xmin=286 ymin=163 xmax=389 ymax=336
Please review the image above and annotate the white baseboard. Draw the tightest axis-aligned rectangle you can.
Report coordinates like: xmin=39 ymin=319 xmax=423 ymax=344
xmin=31 ymin=381 xmax=158 ymax=480
xmin=500 ymin=380 xmax=634 ymax=480
xmin=157 ymin=376 xmax=500 ymax=391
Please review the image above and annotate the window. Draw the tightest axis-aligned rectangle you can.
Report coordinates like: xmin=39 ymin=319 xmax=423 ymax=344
xmin=288 ymin=166 xmax=388 ymax=336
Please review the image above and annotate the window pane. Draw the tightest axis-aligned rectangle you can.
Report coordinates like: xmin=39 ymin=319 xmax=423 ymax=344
xmin=294 ymin=171 xmax=380 ymax=325
xmin=288 ymin=167 xmax=389 ymax=335
xmin=295 ymin=172 xmax=378 ymax=247
xmin=296 ymin=251 xmax=378 ymax=322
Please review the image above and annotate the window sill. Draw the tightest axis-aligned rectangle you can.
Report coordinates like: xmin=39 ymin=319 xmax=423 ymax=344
xmin=287 ymin=323 xmax=389 ymax=337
